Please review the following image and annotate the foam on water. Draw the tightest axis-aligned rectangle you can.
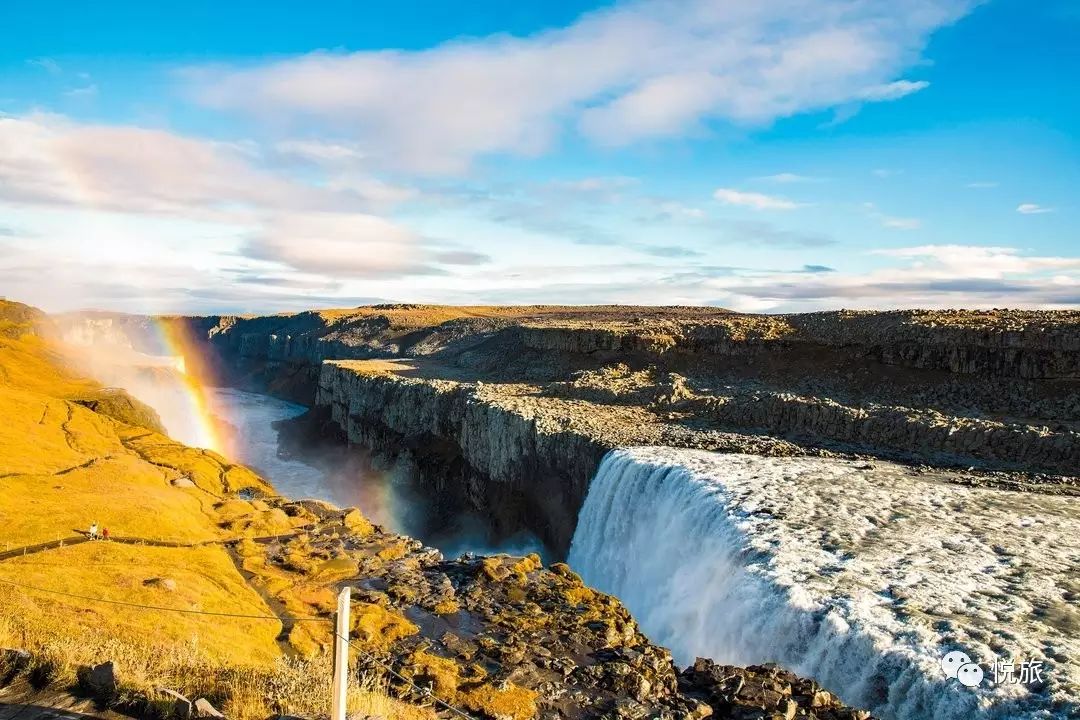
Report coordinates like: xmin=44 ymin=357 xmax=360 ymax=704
xmin=567 ymin=448 xmax=1080 ymax=720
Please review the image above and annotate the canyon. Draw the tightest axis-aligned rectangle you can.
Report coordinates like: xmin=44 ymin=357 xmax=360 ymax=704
xmin=61 ymin=306 xmax=1080 ymax=554
xmin=0 ymin=299 xmax=882 ymax=720
xmin=47 ymin=304 xmax=1080 ymax=720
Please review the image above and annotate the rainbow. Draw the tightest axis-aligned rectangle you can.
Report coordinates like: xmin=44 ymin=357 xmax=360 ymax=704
xmin=148 ymin=317 xmax=231 ymax=457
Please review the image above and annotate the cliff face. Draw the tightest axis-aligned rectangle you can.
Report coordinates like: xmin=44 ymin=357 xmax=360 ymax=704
xmin=55 ymin=306 xmax=1080 ymax=554
xmin=316 ymin=363 xmax=613 ymax=554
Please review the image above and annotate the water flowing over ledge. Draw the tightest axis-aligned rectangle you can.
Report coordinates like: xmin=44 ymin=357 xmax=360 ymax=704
xmin=568 ymin=448 xmax=1080 ymax=720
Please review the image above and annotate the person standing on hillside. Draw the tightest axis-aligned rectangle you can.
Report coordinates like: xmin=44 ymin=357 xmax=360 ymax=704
xmin=101 ymin=527 xmax=110 ymax=541
xmin=88 ymin=522 xmax=98 ymax=540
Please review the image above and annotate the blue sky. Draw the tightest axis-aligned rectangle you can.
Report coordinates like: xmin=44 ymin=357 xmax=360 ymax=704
xmin=0 ymin=0 xmax=1076 ymax=313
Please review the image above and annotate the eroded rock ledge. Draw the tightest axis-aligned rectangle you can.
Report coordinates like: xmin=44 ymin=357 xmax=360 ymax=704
xmin=55 ymin=306 xmax=1080 ymax=553
xmin=315 ymin=358 xmax=1079 ymax=559
xmin=314 ymin=360 xmax=815 ymax=555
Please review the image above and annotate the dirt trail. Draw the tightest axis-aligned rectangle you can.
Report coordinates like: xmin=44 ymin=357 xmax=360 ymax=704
xmin=0 ymin=533 xmax=305 ymax=563
xmin=0 ymin=681 xmax=117 ymax=720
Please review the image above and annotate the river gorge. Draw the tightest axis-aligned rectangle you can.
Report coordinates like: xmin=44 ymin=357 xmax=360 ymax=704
xmin=53 ymin=306 xmax=1080 ymax=720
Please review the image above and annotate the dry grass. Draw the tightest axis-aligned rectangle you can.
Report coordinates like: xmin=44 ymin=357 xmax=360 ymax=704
xmin=221 ymin=656 xmax=435 ymax=720
xmin=0 ymin=595 xmax=431 ymax=720
xmin=0 ymin=385 xmax=124 ymax=476
xmin=0 ymin=303 xmax=433 ymax=719
xmin=0 ymin=356 xmax=273 ymax=550
xmin=314 ymin=305 xmax=528 ymax=326
xmin=119 ymin=425 xmax=272 ymax=498
xmin=0 ymin=542 xmax=282 ymax=664
xmin=0 ymin=453 xmax=227 ymax=549
xmin=399 ymin=650 xmax=538 ymax=720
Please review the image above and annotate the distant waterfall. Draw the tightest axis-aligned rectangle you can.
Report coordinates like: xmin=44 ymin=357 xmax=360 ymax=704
xmin=567 ymin=448 xmax=1071 ymax=720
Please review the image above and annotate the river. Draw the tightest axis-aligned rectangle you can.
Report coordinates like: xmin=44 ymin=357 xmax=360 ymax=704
xmin=205 ymin=387 xmax=547 ymax=560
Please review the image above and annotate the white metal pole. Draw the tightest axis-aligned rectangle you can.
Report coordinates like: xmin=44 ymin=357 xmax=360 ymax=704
xmin=331 ymin=586 xmax=352 ymax=720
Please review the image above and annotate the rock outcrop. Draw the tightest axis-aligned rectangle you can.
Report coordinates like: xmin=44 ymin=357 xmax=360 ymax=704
xmin=679 ymin=659 xmax=872 ymax=720
xmin=71 ymin=388 xmax=167 ymax=435
xmin=232 ymin=495 xmax=875 ymax=720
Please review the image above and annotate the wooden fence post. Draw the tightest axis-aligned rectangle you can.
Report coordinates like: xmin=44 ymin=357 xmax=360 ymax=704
xmin=332 ymin=586 xmax=352 ymax=720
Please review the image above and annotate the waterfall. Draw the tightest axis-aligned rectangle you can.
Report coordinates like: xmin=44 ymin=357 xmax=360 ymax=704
xmin=568 ymin=447 xmax=1078 ymax=720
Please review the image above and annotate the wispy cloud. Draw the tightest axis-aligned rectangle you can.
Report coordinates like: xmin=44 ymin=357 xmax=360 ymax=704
xmin=712 ymin=245 xmax=1080 ymax=309
xmin=0 ymin=113 xmax=490 ymax=293
xmin=881 ymin=216 xmax=922 ymax=230
xmin=872 ymin=244 xmax=1078 ymax=274
xmin=274 ymin=139 xmax=366 ymax=164
xmin=241 ymin=212 xmax=431 ymax=277
xmin=0 ymin=114 xmax=405 ymax=218
xmin=966 ymin=181 xmax=998 ymax=189
xmin=722 ymin=220 xmax=832 ymax=247
xmin=433 ymin=244 xmax=1079 ymax=311
xmin=64 ymin=83 xmax=98 ymax=98
xmin=185 ymin=0 xmax=978 ymax=173
xmin=857 ymin=79 xmax=930 ymax=101
xmin=1017 ymin=203 xmax=1053 ymax=215
xmin=756 ymin=173 xmax=822 ymax=184
xmin=714 ymin=188 xmax=804 ymax=211
xmin=27 ymin=57 xmax=61 ymax=74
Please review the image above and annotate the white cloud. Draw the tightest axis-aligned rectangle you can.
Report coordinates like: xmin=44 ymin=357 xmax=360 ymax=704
xmin=546 ymin=176 xmax=639 ymax=194
xmin=966 ymin=181 xmax=998 ymax=189
xmin=714 ymin=188 xmax=804 ymax=211
xmin=863 ymin=201 xmax=920 ymax=229
xmin=0 ymin=113 xmax=474 ymax=301
xmin=706 ymin=245 xmax=1080 ymax=310
xmin=857 ymin=79 xmax=930 ymax=101
xmin=649 ymin=200 xmax=707 ymax=221
xmin=0 ymin=114 xmax=405 ymax=218
xmin=433 ymin=244 xmax=1079 ymax=311
xmin=1017 ymin=203 xmax=1053 ymax=215
xmin=873 ymin=245 xmax=1078 ymax=276
xmin=242 ymin=212 xmax=425 ymax=277
xmin=186 ymin=0 xmax=978 ymax=173
xmin=758 ymin=173 xmax=820 ymax=183
xmin=64 ymin=84 xmax=99 ymax=98
xmin=881 ymin=216 xmax=922 ymax=230
xmin=275 ymin=139 xmax=367 ymax=164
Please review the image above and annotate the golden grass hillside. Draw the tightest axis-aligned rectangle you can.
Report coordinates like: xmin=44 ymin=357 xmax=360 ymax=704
xmin=0 ymin=300 xmax=432 ymax=720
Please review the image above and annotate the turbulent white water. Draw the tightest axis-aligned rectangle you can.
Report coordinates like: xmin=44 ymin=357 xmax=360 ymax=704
xmin=568 ymin=448 xmax=1080 ymax=720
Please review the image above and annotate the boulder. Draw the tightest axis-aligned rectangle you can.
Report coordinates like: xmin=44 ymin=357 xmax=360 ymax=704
xmin=77 ymin=661 xmax=118 ymax=700
xmin=0 ymin=648 xmax=31 ymax=670
xmin=194 ymin=698 xmax=226 ymax=719
xmin=172 ymin=477 xmax=197 ymax=488
xmin=157 ymin=688 xmax=193 ymax=720
xmin=678 ymin=658 xmax=875 ymax=720
xmin=0 ymin=648 xmax=31 ymax=685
